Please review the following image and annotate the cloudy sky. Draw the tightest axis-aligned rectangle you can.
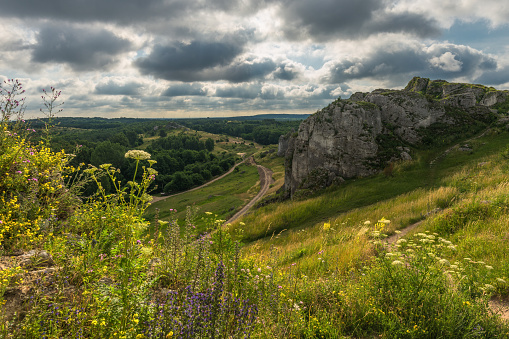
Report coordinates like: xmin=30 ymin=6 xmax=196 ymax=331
xmin=1 ymin=0 xmax=508 ymax=118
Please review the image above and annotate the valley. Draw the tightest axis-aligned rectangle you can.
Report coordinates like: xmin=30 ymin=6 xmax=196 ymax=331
xmin=2 ymin=78 xmax=509 ymax=338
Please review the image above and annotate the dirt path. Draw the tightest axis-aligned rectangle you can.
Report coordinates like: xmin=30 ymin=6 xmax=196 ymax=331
xmin=429 ymin=127 xmax=492 ymax=166
xmin=150 ymin=158 xmax=248 ymax=204
xmin=224 ymin=163 xmax=273 ymax=225
xmin=385 ymin=220 xmax=425 ymax=244
xmin=386 ymin=126 xmax=494 ymax=242
xmin=150 ymin=155 xmax=273 ymax=225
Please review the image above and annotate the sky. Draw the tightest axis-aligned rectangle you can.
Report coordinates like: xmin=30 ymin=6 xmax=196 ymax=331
xmin=1 ymin=0 xmax=508 ymax=119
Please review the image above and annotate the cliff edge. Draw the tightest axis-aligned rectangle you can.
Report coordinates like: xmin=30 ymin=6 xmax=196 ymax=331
xmin=284 ymin=77 xmax=509 ymax=196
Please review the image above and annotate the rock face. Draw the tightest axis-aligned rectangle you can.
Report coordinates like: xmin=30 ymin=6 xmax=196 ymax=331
xmin=284 ymin=77 xmax=508 ymax=196
xmin=277 ymin=131 xmax=293 ymax=157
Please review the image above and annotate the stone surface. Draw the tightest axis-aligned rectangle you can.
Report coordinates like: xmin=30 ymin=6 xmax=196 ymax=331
xmin=284 ymin=77 xmax=508 ymax=196
xmin=277 ymin=131 xmax=293 ymax=157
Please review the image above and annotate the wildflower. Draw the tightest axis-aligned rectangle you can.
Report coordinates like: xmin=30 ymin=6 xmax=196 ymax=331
xmin=125 ymin=150 xmax=151 ymax=160
xmin=391 ymin=260 xmax=405 ymax=266
xmin=485 ymin=284 xmax=495 ymax=290
xmin=485 ymin=265 xmax=494 ymax=270
xmin=323 ymin=222 xmax=331 ymax=231
xmin=363 ymin=220 xmax=371 ymax=225
xmin=496 ymin=278 xmax=507 ymax=284
xmin=166 ymin=331 xmax=174 ymax=338
xmin=439 ymin=259 xmax=450 ymax=266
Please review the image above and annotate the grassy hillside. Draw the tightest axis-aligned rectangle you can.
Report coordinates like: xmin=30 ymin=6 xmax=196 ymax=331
xmin=2 ymin=114 xmax=509 ymax=338
xmin=233 ymin=129 xmax=509 ymax=273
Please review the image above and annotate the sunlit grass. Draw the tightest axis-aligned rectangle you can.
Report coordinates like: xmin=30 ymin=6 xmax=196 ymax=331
xmin=236 ymin=130 xmax=509 ymax=279
xmin=144 ymin=163 xmax=260 ymax=232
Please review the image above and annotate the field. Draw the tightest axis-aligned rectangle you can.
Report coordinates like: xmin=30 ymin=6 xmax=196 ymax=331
xmin=144 ymin=162 xmax=261 ymax=233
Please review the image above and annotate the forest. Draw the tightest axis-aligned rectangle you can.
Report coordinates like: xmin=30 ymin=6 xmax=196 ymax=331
xmin=26 ymin=117 xmax=302 ymax=195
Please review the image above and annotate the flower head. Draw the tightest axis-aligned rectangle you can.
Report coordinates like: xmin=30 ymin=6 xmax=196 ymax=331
xmin=125 ymin=150 xmax=151 ymax=161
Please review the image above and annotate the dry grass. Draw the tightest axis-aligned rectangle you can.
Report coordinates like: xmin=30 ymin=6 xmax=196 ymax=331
xmin=237 ymin=146 xmax=509 ymax=278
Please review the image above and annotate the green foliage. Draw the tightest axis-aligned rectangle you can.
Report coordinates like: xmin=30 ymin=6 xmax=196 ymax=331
xmin=179 ymin=118 xmax=303 ymax=145
xmin=418 ymin=106 xmax=496 ymax=147
xmin=493 ymin=96 xmax=509 ymax=114
xmin=356 ymin=101 xmax=379 ymax=110
xmin=430 ymin=200 xmax=506 ymax=235
xmin=341 ymin=232 xmax=504 ymax=338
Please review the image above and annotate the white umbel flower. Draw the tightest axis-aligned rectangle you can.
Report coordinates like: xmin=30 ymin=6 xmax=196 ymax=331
xmin=125 ymin=150 xmax=151 ymax=160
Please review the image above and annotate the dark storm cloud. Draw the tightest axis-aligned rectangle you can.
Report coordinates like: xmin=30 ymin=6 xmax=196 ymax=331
xmin=278 ymin=0 xmax=440 ymax=41
xmin=95 ymin=81 xmax=142 ymax=96
xmin=324 ymin=44 xmax=497 ymax=84
xmin=273 ymin=63 xmax=300 ymax=81
xmin=214 ymin=84 xmax=262 ymax=99
xmin=135 ymin=32 xmax=278 ymax=83
xmin=0 ymin=0 xmax=190 ymax=24
xmin=218 ymin=58 xmax=277 ymax=83
xmin=367 ymin=12 xmax=441 ymax=38
xmin=162 ymin=83 xmax=208 ymax=97
xmin=475 ymin=67 xmax=509 ymax=86
xmin=32 ymin=24 xmax=132 ymax=71
xmin=135 ymin=39 xmax=244 ymax=81
xmin=0 ymin=0 xmax=268 ymax=25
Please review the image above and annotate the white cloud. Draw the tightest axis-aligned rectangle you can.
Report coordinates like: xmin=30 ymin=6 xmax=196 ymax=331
xmin=429 ymin=52 xmax=463 ymax=72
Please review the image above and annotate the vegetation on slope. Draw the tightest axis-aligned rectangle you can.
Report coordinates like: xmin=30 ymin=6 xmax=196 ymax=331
xmin=1 ymin=81 xmax=509 ymax=338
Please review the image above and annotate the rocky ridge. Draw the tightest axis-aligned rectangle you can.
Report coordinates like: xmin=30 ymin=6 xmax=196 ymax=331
xmin=283 ymin=77 xmax=509 ymax=196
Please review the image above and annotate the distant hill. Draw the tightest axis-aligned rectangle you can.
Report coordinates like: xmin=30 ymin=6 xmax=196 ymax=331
xmin=27 ymin=114 xmax=310 ymax=129
xmin=221 ymin=113 xmax=311 ymax=121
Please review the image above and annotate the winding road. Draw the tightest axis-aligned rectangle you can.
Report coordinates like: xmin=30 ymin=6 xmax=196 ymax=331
xmin=224 ymin=163 xmax=273 ymax=225
xmin=150 ymin=156 xmax=274 ymax=224
xmin=150 ymin=157 xmax=248 ymax=204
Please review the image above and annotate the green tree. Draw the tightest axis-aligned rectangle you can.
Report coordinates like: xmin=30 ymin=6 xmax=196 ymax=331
xmin=90 ymin=141 xmax=125 ymax=168
xmin=205 ymin=138 xmax=215 ymax=151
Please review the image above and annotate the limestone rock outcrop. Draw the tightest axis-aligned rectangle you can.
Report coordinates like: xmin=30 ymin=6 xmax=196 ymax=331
xmin=284 ymin=77 xmax=508 ymax=196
